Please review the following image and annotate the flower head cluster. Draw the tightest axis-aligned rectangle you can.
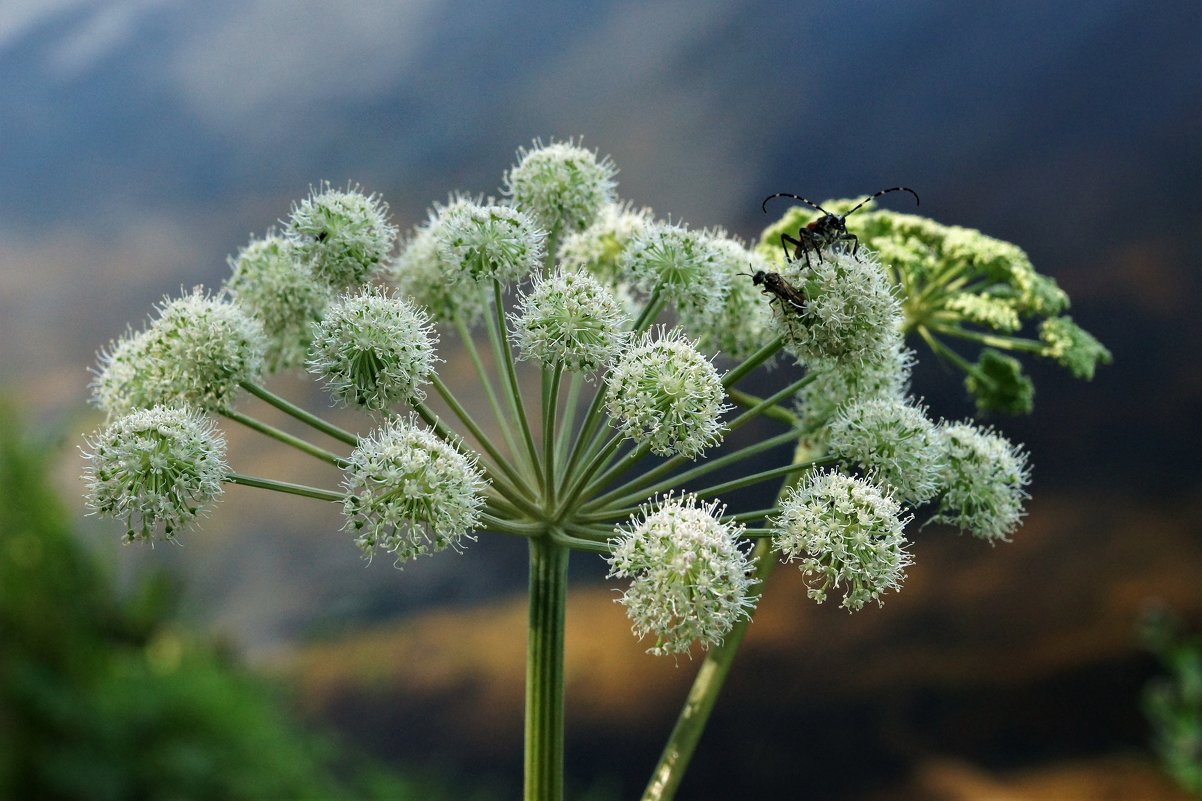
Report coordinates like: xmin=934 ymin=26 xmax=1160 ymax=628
xmin=556 ymin=201 xmax=652 ymax=286
xmin=92 ymin=288 xmax=265 ymax=416
xmin=1038 ymin=316 xmax=1112 ymax=380
xmin=607 ymin=494 xmax=758 ymax=656
xmin=773 ymin=470 xmax=912 ymax=611
xmin=677 ymin=237 xmax=777 ymax=361
xmin=388 ymin=195 xmax=487 ymax=324
xmin=503 ymin=139 xmax=617 ymax=236
xmin=604 ymin=327 xmax=730 ymax=458
xmin=342 ymin=417 xmax=488 ymax=564
xmin=225 ymin=233 xmax=331 ymax=373
xmin=772 ymin=248 xmax=903 ymax=364
xmin=827 ymin=397 xmax=944 ymax=505
xmin=286 ymin=183 xmax=397 ymax=290
xmin=621 ymin=222 xmax=730 ymax=318
xmin=434 ymin=201 xmax=544 ymax=285
xmin=308 ymin=286 xmax=438 ymax=411
xmin=930 ymin=422 xmax=1030 ymax=542
xmin=511 ymin=268 xmax=630 ymax=374
xmin=82 ymin=405 xmax=228 ymax=543
xmin=794 ymin=340 xmax=914 ymax=436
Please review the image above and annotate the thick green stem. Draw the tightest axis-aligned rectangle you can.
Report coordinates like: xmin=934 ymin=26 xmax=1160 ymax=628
xmin=525 ymin=535 xmax=569 ymax=801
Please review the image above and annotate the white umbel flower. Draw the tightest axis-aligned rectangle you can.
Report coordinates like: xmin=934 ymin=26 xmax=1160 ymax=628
xmin=931 ymin=422 xmax=1031 ymax=541
xmin=309 ymin=286 xmax=438 ymax=412
xmin=434 ymin=201 xmax=544 ymax=285
xmin=607 ymin=494 xmax=758 ymax=656
xmin=503 ymin=138 xmax=617 ymax=236
xmin=604 ymin=327 xmax=730 ymax=458
xmin=286 ymin=183 xmax=397 ymax=290
xmin=827 ymin=397 xmax=944 ymax=505
xmin=82 ymin=405 xmax=228 ymax=543
xmin=773 ymin=470 xmax=912 ymax=611
xmin=511 ymin=268 xmax=630 ymax=374
xmin=91 ymin=288 xmax=265 ymax=416
xmin=342 ymin=417 xmax=488 ymax=565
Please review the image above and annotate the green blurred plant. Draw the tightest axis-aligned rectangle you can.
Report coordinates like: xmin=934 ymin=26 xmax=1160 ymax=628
xmin=0 ymin=401 xmax=456 ymax=801
xmin=1141 ymin=607 xmax=1202 ymax=796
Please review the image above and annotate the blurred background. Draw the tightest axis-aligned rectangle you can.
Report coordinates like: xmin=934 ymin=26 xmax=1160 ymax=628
xmin=2 ymin=0 xmax=1200 ymax=798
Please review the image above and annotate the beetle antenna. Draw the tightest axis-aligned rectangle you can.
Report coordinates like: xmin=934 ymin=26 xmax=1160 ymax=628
xmin=842 ymin=186 xmax=920 ymax=218
xmin=762 ymin=192 xmax=830 ymax=215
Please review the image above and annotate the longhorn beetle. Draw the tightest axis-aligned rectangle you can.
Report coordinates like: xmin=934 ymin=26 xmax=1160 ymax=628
xmin=762 ymin=186 xmax=919 ymax=268
xmin=742 ymin=269 xmax=808 ymax=315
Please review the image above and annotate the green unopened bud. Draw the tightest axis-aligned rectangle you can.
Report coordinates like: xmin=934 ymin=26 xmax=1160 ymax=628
xmin=1039 ymin=316 xmax=1112 ymax=380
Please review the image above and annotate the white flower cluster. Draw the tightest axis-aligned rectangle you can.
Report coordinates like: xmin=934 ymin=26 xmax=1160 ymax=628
xmin=604 ymin=327 xmax=730 ymax=458
xmin=342 ymin=417 xmax=488 ymax=564
xmin=773 ymin=470 xmax=912 ymax=612
xmin=511 ymin=268 xmax=629 ymax=375
xmin=83 ymin=405 xmax=228 ymax=543
xmin=608 ymin=494 xmax=758 ymax=656
xmin=308 ymin=286 xmax=438 ymax=411
xmin=286 ymin=183 xmax=397 ymax=290
xmin=92 ymin=288 xmax=265 ymax=416
xmin=504 ymin=139 xmax=617 ymax=236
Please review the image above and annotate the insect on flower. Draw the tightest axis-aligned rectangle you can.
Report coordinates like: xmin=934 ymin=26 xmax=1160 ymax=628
xmin=762 ymin=186 xmax=919 ymax=267
xmin=742 ymin=269 xmax=808 ymax=315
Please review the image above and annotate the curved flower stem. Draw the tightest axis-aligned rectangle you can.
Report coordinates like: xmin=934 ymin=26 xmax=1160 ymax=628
xmin=239 ymin=380 xmax=358 ymax=446
xmin=426 ymin=375 xmax=535 ymax=501
xmin=726 ymin=388 xmax=799 ymax=426
xmin=640 ymin=440 xmax=818 ymax=801
xmin=224 ymin=472 xmax=344 ymax=503
xmin=222 ymin=410 xmax=348 ymax=468
xmin=721 ymin=333 xmax=785 ymax=388
xmin=454 ymin=313 xmax=524 ymax=463
xmin=525 ymin=534 xmax=569 ymax=801
xmin=543 ymin=363 xmax=563 ymax=508
xmin=578 ymin=428 xmax=804 ymax=520
xmin=489 ymin=280 xmax=543 ymax=487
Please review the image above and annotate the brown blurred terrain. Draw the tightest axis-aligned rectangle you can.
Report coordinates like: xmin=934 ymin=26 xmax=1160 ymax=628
xmin=285 ymin=492 xmax=1202 ymax=799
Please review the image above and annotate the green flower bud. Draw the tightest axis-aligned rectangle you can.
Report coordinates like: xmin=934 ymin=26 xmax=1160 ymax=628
xmin=1039 ymin=316 xmax=1112 ymax=380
